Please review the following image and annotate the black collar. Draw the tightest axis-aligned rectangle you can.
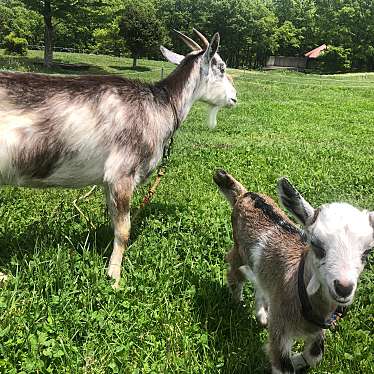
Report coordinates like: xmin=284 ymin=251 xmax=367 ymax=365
xmin=298 ymin=254 xmax=335 ymax=329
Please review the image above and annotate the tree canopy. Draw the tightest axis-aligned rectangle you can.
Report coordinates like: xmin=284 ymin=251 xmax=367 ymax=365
xmin=119 ymin=1 xmax=167 ymax=68
xmin=1 ymin=0 xmax=374 ymax=71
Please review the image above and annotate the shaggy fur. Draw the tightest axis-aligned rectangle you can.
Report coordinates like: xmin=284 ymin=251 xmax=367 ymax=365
xmin=214 ymin=169 xmax=373 ymax=373
xmin=0 ymin=31 xmax=236 ymax=288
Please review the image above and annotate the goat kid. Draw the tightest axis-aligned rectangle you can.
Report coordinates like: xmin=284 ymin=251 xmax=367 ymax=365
xmin=214 ymin=170 xmax=373 ymax=373
xmin=0 ymin=30 xmax=236 ymax=288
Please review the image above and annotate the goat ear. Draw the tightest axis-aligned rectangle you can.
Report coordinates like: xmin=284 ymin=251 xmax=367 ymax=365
xmin=307 ymin=274 xmax=320 ymax=296
xmin=202 ymin=33 xmax=220 ymax=74
xmin=160 ymin=46 xmax=184 ymax=65
xmin=277 ymin=177 xmax=315 ymax=226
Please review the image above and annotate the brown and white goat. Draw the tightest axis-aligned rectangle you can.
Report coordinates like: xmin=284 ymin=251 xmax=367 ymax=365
xmin=0 ymin=30 xmax=236 ymax=288
xmin=214 ymin=170 xmax=373 ymax=373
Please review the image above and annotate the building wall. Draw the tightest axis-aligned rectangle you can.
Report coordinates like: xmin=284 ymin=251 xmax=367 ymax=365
xmin=266 ymin=56 xmax=308 ymax=69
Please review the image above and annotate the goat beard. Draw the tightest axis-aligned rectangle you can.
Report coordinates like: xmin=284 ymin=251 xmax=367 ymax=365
xmin=207 ymin=105 xmax=221 ymax=129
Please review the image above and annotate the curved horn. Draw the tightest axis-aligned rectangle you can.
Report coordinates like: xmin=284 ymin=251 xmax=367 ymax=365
xmin=173 ymin=29 xmax=201 ymax=51
xmin=193 ymin=28 xmax=209 ymax=48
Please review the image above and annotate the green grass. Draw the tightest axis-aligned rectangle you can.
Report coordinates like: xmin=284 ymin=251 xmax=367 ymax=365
xmin=0 ymin=51 xmax=374 ymax=373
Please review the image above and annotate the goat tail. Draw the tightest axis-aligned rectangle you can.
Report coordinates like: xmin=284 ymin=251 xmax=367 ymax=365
xmin=213 ymin=169 xmax=247 ymax=207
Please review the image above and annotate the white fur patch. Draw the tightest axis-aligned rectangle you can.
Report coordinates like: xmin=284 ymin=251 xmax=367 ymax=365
xmin=307 ymin=274 xmax=321 ymax=296
xmin=309 ymin=202 xmax=373 ymax=304
xmin=238 ymin=265 xmax=256 ymax=282
xmin=52 ymin=98 xmax=100 ymax=147
xmin=0 ymin=112 xmax=34 ymax=130
xmin=257 ymin=305 xmax=268 ymax=326
xmin=0 ymin=110 xmax=38 ymax=183
xmin=250 ymin=228 xmax=275 ymax=272
xmin=207 ymin=105 xmax=220 ymax=129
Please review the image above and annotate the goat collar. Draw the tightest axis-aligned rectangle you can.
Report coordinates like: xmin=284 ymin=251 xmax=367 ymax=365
xmin=298 ymin=254 xmax=342 ymax=329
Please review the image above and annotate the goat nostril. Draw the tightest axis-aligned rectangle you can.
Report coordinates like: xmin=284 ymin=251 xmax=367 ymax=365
xmin=333 ymin=280 xmax=354 ymax=298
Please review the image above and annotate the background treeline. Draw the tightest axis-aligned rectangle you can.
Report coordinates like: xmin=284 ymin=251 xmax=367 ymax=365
xmin=1 ymin=0 xmax=374 ymax=71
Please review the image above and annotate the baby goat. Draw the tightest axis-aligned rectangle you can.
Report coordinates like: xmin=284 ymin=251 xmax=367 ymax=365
xmin=214 ymin=169 xmax=373 ymax=373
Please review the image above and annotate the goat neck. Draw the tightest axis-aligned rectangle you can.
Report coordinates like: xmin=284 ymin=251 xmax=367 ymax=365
xmin=158 ymin=52 xmax=203 ymax=123
xmin=300 ymin=250 xmax=338 ymax=329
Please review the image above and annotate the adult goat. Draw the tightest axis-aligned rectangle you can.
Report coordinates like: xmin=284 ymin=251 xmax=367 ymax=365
xmin=0 ymin=30 xmax=237 ymax=287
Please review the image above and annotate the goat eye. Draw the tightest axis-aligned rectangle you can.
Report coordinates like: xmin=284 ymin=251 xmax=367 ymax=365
xmin=219 ymin=64 xmax=225 ymax=74
xmin=311 ymin=242 xmax=326 ymax=259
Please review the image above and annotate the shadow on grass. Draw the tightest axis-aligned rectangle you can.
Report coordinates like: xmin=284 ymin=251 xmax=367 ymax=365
xmin=186 ymin=271 xmax=270 ymax=374
xmin=0 ymin=199 xmax=269 ymax=372
xmin=0 ymin=55 xmax=109 ymax=75
xmin=0 ymin=200 xmax=185 ymax=265
xmin=132 ymin=202 xmax=270 ymax=371
xmin=109 ymin=65 xmax=151 ymax=72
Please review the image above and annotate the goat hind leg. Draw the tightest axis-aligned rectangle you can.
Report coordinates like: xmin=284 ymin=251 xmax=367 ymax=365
xmin=106 ymin=179 xmax=133 ymax=289
xmin=226 ymin=247 xmax=248 ymax=304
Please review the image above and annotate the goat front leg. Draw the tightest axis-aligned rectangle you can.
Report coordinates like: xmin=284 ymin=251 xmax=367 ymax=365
xmin=255 ymin=285 xmax=269 ymax=326
xmin=292 ymin=331 xmax=324 ymax=371
xmin=106 ymin=179 xmax=133 ymax=289
xmin=266 ymin=325 xmax=295 ymax=374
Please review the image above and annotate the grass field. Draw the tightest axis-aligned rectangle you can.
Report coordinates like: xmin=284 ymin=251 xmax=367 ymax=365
xmin=0 ymin=51 xmax=373 ymax=373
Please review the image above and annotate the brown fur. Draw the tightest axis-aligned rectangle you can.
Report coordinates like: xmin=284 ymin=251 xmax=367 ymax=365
xmin=159 ymin=51 xmax=204 ymax=100
xmin=214 ymin=170 xmax=337 ymax=373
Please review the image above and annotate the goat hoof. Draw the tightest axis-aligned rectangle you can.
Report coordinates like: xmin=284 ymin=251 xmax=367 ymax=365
xmin=0 ymin=273 xmax=9 ymax=286
xmin=295 ymin=368 xmax=309 ymax=374
xmin=291 ymin=355 xmax=310 ymax=373
xmin=107 ymin=263 xmax=121 ymax=287
xmin=111 ymin=281 xmax=120 ymax=290
xmin=238 ymin=301 xmax=247 ymax=309
xmin=256 ymin=306 xmax=268 ymax=326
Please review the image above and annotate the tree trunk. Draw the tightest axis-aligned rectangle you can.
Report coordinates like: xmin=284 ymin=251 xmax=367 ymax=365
xmin=43 ymin=1 xmax=53 ymax=68
xmin=132 ymin=55 xmax=137 ymax=69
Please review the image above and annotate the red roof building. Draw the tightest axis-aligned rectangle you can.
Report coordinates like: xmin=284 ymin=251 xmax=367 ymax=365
xmin=304 ymin=44 xmax=327 ymax=59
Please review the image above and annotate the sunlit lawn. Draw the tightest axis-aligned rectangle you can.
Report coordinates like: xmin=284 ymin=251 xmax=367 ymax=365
xmin=0 ymin=50 xmax=373 ymax=373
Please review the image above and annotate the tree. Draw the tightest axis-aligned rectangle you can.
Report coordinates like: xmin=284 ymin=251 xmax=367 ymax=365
xmin=22 ymin=0 xmax=118 ymax=67
xmin=272 ymin=0 xmax=318 ymax=54
xmin=92 ymin=19 xmax=127 ymax=56
xmin=1 ymin=0 xmax=374 ymax=72
xmin=319 ymin=45 xmax=352 ymax=72
xmin=276 ymin=21 xmax=303 ymax=56
xmin=207 ymin=0 xmax=278 ymax=68
xmin=119 ymin=1 xmax=167 ymax=68
xmin=0 ymin=0 xmax=42 ymax=45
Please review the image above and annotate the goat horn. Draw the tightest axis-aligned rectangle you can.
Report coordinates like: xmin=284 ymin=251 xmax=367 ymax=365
xmin=173 ymin=29 xmax=201 ymax=51
xmin=193 ymin=28 xmax=209 ymax=48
